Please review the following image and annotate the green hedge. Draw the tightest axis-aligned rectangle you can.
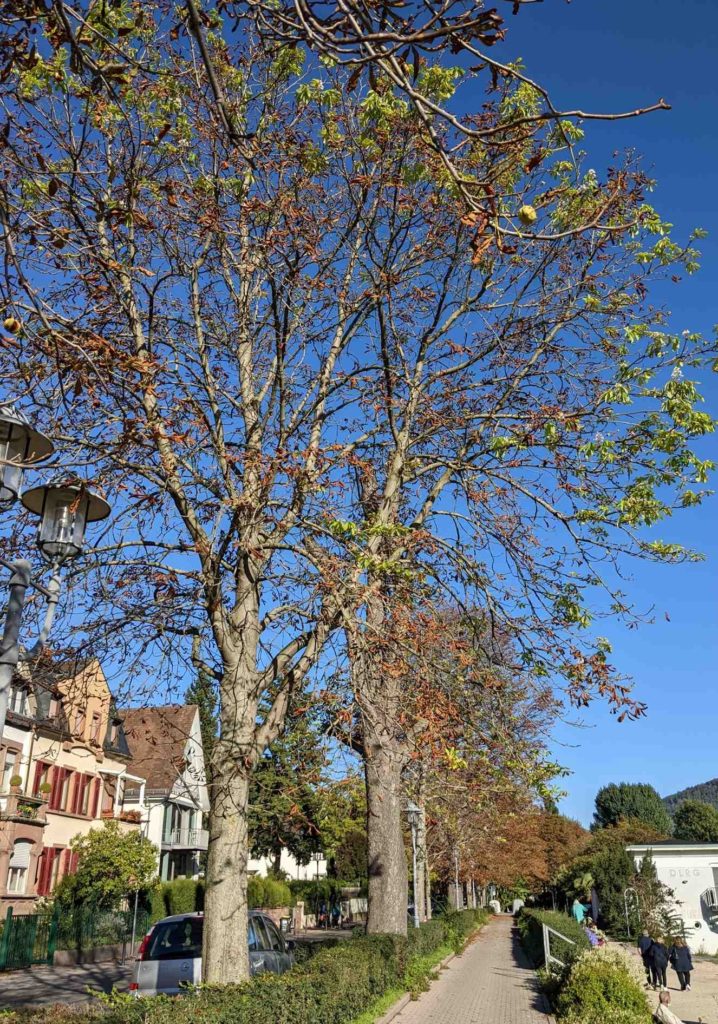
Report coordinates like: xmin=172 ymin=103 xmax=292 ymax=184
xmin=149 ymin=877 xmax=291 ymax=923
xmin=10 ymin=909 xmax=487 ymax=1024
xmin=554 ymin=946 xmax=651 ymax=1024
xmin=517 ymin=908 xmax=590 ymax=968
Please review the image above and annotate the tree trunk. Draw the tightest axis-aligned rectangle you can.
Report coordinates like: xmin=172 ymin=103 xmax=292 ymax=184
xmin=364 ymin=731 xmax=408 ymax=936
xmin=203 ymin=765 xmax=251 ymax=982
xmin=272 ymin=848 xmax=282 ymax=876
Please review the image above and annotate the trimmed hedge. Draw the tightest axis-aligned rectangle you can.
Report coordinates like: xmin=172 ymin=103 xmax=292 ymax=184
xmin=9 ymin=909 xmax=488 ymax=1024
xmin=149 ymin=877 xmax=291 ymax=924
xmin=554 ymin=946 xmax=651 ymax=1024
xmin=517 ymin=908 xmax=590 ymax=968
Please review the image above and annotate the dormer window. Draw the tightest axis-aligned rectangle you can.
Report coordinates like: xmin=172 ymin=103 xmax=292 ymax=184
xmin=8 ymin=685 xmax=28 ymax=716
xmin=91 ymin=713 xmax=102 ymax=743
xmin=48 ymin=697 xmax=61 ymax=719
xmin=74 ymin=709 xmax=86 ymax=737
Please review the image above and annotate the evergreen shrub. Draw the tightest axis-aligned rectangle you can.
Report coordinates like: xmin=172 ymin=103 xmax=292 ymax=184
xmin=517 ymin=908 xmax=590 ymax=967
xmin=8 ymin=909 xmax=487 ymax=1024
xmin=555 ymin=946 xmax=651 ymax=1024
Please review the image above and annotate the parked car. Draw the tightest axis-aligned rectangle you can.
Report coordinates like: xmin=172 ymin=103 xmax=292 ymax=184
xmin=130 ymin=911 xmax=295 ymax=996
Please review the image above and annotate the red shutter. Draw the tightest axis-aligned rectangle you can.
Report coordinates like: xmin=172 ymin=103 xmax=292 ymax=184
xmin=33 ymin=761 xmax=45 ymax=796
xmin=69 ymin=851 xmax=79 ymax=874
xmin=89 ymin=777 xmax=100 ymax=818
xmin=37 ymin=848 xmax=55 ymax=896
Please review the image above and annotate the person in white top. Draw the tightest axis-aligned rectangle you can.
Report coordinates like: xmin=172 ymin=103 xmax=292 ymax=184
xmin=653 ymin=990 xmax=683 ymax=1024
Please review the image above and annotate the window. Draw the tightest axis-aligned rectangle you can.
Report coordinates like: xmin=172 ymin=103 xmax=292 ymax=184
xmin=73 ymin=709 xmax=86 ymax=737
xmin=7 ymin=840 xmax=33 ymax=894
xmin=145 ymin=917 xmax=203 ymax=961
xmin=48 ymin=697 xmax=61 ymax=719
xmin=90 ymin=713 xmax=102 ymax=742
xmin=100 ymin=776 xmax=116 ymax=815
xmin=264 ymin=919 xmax=283 ymax=952
xmin=58 ymin=770 xmax=72 ymax=811
xmin=72 ymin=774 xmax=91 ymax=816
xmin=251 ymin=917 xmax=272 ymax=951
xmin=0 ymin=745 xmax=21 ymax=793
xmin=32 ymin=760 xmax=51 ymax=797
xmin=8 ymin=685 xmax=28 ymax=716
xmin=109 ymin=721 xmax=119 ymax=746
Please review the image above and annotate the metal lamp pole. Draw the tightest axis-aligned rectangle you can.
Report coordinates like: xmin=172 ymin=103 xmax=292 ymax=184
xmin=0 ymin=404 xmax=111 ymax=737
xmin=406 ymin=800 xmax=421 ymax=929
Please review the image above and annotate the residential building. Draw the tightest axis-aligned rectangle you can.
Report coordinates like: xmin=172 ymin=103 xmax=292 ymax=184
xmin=248 ymin=850 xmax=327 ymax=881
xmin=122 ymin=706 xmax=210 ymax=881
xmin=0 ymin=658 xmax=144 ymax=912
xmin=627 ymin=841 xmax=718 ymax=954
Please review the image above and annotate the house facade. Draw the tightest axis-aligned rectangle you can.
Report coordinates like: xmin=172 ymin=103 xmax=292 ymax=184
xmin=0 ymin=659 xmax=143 ymax=912
xmin=627 ymin=841 xmax=718 ymax=954
xmin=122 ymin=706 xmax=210 ymax=881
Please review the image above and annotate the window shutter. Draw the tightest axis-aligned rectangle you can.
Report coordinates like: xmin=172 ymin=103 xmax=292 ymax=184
xmin=37 ymin=850 xmax=50 ymax=896
xmin=9 ymin=840 xmax=32 ymax=870
xmin=70 ymin=851 xmax=79 ymax=874
xmin=33 ymin=760 xmax=44 ymax=796
xmin=89 ymin=777 xmax=100 ymax=818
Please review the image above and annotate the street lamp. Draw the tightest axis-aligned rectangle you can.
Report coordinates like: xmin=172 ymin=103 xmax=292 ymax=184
xmin=21 ymin=477 xmax=111 ymax=564
xmin=406 ymin=800 xmax=421 ymax=929
xmin=312 ymin=850 xmax=323 ymax=928
xmin=0 ymin=403 xmax=54 ymax=504
xmin=0 ymin=406 xmax=110 ymax=737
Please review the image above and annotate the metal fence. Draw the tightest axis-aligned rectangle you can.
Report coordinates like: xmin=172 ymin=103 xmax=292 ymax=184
xmin=0 ymin=905 xmax=151 ymax=970
xmin=0 ymin=907 xmax=59 ymax=970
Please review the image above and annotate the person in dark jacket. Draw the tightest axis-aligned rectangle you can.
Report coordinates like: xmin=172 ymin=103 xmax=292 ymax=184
xmin=669 ymin=937 xmax=693 ymax=991
xmin=638 ymin=931 xmax=654 ymax=985
xmin=650 ymin=937 xmax=670 ymax=990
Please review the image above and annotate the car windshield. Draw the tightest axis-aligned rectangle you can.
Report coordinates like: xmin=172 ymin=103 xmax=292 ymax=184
xmin=145 ymin=917 xmax=203 ymax=960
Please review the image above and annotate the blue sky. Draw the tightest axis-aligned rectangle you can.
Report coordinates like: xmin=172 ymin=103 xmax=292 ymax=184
xmin=489 ymin=0 xmax=718 ymax=825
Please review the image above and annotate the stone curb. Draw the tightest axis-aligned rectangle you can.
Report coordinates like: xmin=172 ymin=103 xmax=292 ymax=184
xmin=373 ymin=948 xmax=458 ymax=1024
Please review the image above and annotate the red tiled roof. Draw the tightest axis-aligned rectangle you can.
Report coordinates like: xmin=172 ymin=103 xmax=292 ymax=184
xmin=121 ymin=705 xmax=198 ymax=790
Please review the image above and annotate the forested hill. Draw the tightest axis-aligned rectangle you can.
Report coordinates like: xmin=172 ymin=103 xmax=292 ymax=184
xmin=664 ymin=779 xmax=718 ymax=815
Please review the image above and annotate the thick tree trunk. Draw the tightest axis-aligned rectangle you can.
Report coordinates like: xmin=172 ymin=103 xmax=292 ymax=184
xmin=271 ymin=848 xmax=282 ymax=876
xmin=364 ymin=731 xmax=408 ymax=936
xmin=203 ymin=768 xmax=251 ymax=982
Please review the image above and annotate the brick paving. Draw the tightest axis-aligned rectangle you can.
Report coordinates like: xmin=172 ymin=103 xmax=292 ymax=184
xmin=393 ymin=916 xmax=553 ymax=1024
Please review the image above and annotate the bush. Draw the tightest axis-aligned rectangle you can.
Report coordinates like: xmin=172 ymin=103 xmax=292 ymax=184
xmin=518 ymin=908 xmax=590 ymax=968
xmin=261 ymin=877 xmax=292 ymax=908
xmin=555 ymin=946 xmax=651 ymax=1024
xmin=8 ymin=909 xmax=487 ymax=1024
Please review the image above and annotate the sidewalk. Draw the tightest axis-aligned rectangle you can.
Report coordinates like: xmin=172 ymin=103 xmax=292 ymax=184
xmin=0 ymin=961 xmax=132 ymax=1009
xmin=621 ymin=941 xmax=718 ymax=1023
xmin=392 ymin=916 xmax=553 ymax=1024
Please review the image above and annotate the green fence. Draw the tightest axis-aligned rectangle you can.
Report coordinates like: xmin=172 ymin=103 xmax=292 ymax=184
xmin=0 ymin=907 xmax=59 ymax=970
xmin=0 ymin=905 xmax=152 ymax=970
xmin=56 ymin=905 xmax=152 ymax=956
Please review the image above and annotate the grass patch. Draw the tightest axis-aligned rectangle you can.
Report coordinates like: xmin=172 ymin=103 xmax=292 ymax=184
xmin=350 ymin=941 xmax=454 ymax=1024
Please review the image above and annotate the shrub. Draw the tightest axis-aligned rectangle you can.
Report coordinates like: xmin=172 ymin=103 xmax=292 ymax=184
xmin=518 ymin=908 xmax=590 ymax=968
xmin=556 ymin=946 xmax=651 ymax=1024
xmin=261 ymin=877 xmax=292 ymax=908
xmin=247 ymin=875 xmax=265 ymax=908
xmin=165 ymin=878 xmax=204 ymax=916
xmin=7 ymin=910 xmax=487 ymax=1024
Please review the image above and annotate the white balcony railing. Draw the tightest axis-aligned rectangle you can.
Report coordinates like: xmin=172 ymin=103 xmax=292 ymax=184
xmin=162 ymin=827 xmax=209 ymax=850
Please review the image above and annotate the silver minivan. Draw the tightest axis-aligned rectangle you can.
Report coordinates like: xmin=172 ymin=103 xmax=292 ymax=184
xmin=130 ymin=911 xmax=295 ymax=996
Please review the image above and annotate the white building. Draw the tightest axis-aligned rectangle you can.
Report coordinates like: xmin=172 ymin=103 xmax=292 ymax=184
xmin=122 ymin=706 xmax=210 ymax=881
xmin=248 ymin=850 xmax=327 ymax=881
xmin=627 ymin=842 xmax=718 ymax=954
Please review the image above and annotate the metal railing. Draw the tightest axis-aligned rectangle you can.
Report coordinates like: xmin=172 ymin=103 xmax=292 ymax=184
xmin=542 ymin=923 xmax=576 ymax=972
xmin=162 ymin=827 xmax=209 ymax=850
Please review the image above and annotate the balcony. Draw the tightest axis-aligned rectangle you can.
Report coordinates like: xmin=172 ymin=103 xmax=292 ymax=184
xmin=0 ymin=792 xmax=47 ymax=825
xmin=161 ymin=827 xmax=209 ymax=851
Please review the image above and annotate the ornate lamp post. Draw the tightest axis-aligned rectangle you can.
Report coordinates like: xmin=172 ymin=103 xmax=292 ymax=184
xmin=406 ymin=800 xmax=421 ymax=929
xmin=0 ymin=403 xmax=111 ymax=736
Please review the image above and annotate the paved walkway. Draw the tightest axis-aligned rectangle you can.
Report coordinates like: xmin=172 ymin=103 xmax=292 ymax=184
xmin=621 ymin=941 xmax=718 ymax=1024
xmin=393 ymin=916 xmax=553 ymax=1024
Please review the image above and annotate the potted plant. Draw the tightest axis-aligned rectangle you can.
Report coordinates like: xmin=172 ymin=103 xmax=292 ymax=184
xmin=38 ymin=781 xmax=52 ymax=801
xmin=9 ymin=774 xmax=23 ymax=793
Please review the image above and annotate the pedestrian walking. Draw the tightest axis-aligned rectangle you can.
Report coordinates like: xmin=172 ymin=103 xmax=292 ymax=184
xmin=669 ymin=937 xmax=693 ymax=991
xmin=649 ymin=936 xmax=670 ymax=991
xmin=653 ymin=990 xmax=684 ymax=1024
xmin=571 ymin=898 xmax=586 ymax=924
xmin=638 ymin=931 xmax=654 ymax=986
